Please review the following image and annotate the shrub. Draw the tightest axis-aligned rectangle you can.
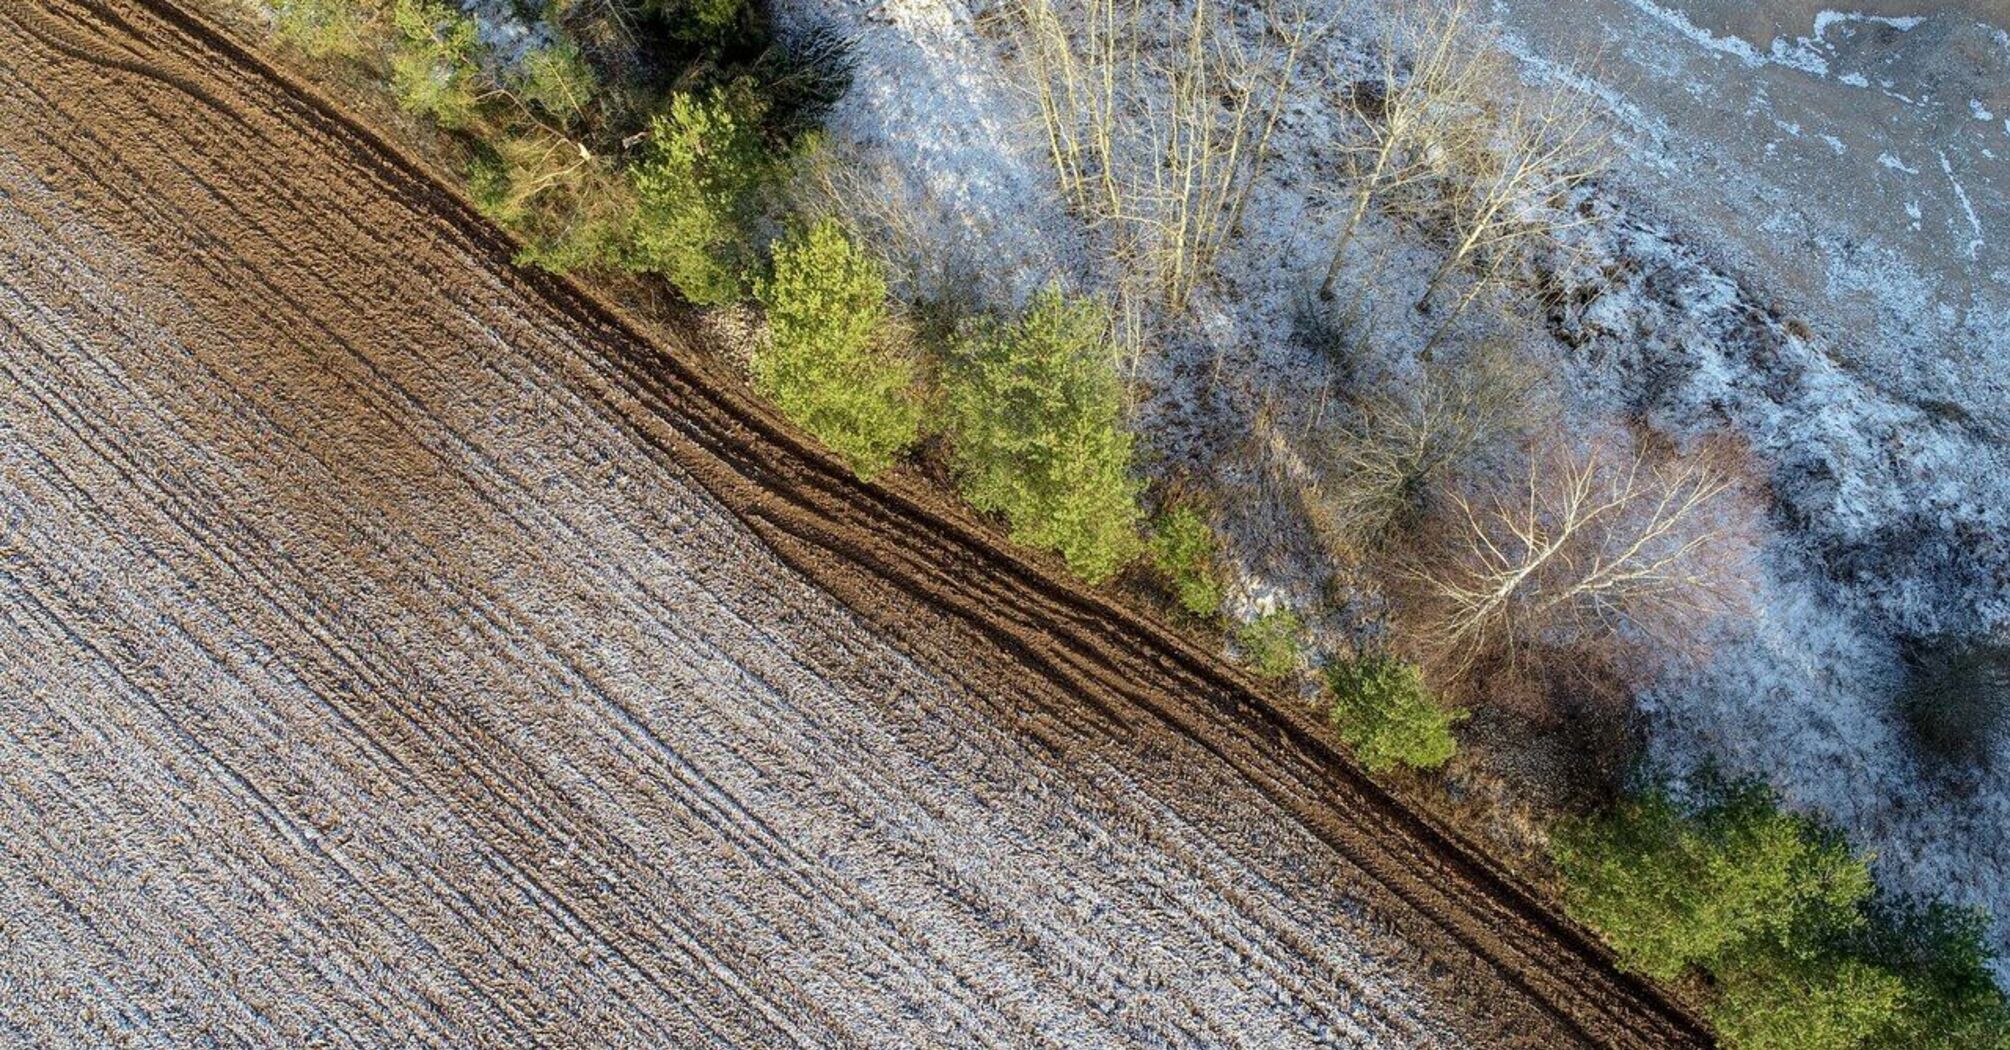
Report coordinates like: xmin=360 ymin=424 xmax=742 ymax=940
xmin=1312 ymin=346 xmax=1543 ymax=560
xmin=753 ymin=219 xmax=918 ymax=479
xmin=1711 ymin=948 xmax=1907 ymax=1050
xmin=469 ymin=137 xmax=636 ymax=274
xmin=267 ymin=0 xmax=375 ymax=59
xmin=1394 ymin=434 xmax=1755 ymax=710
xmin=945 ymin=289 xmax=1142 ymax=583
xmin=1899 ymin=637 xmax=2009 ymax=768
xmin=630 ymin=83 xmax=775 ymax=305
xmin=749 ymin=22 xmax=857 ymax=139
xmin=1555 ymin=775 xmax=2010 ymax=1049
xmin=1852 ymin=898 xmax=2010 ymax=1050
xmin=1326 ymin=653 xmax=1464 ymax=773
xmin=387 ymin=0 xmax=482 ymax=129
xmin=1236 ymin=608 xmax=1303 ymax=679
xmin=514 ymin=38 xmax=598 ymax=128
xmin=1552 ymin=777 xmax=1871 ymax=983
xmin=1150 ymin=505 xmax=1223 ymax=617
xmin=644 ymin=0 xmax=750 ymax=44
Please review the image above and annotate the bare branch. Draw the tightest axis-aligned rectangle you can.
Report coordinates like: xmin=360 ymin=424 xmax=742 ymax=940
xmin=1015 ymin=0 xmax=1321 ymax=311
xmin=1392 ymin=433 xmax=1759 ymax=703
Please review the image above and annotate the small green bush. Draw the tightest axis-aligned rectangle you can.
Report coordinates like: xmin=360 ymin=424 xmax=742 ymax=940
xmin=1326 ymin=653 xmax=1464 ymax=773
xmin=1553 ymin=778 xmax=1871 ymax=984
xmin=630 ymin=84 xmax=775 ymax=305
xmin=388 ymin=0 xmax=482 ymax=129
xmin=754 ymin=219 xmax=918 ymax=479
xmin=514 ymin=38 xmax=598 ymax=128
xmin=267 ymin=0 xmax=375 ymax=59
xmin=1236 ymin=608 xmax=1302 ymax=679
xmin=468 ymin=135 xmax=636 ymax=274
xmin=945 ymin=289 xmax=1142 ymax=583
xmin=644 ymin=0 xmax=751 ymax=44
xmin=1150 ymin=505 xmax=1223 ymax=617
xmin=1555 ymin=775 xmax=2010 ymax=1050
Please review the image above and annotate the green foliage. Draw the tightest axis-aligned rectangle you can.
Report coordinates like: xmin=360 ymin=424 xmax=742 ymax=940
xmin=1150 ymin=505 xmax=1223 ymax=617
xmin=754 ymin=219 xmax=918 ymax=479
xmin=630 ymin=84 xmax=775 ymax=304
xmin=469 ymin=136 xmax=637 ymax=273
xmin=1555 ymin=775 xmax=2010 ymax=1049
xmin=468 ymin=148 xmax=515 ymax=217
xmin=643 ymin=0 xmax=751 ymax=44
xmin=1853 ymin=899 xmax=2010 ymax=1050
xmin=267 ymin=0 xmax=375 ymax=59
xmin=1236 ymin=608 xmax=1303 ymax=679
xmin=1326 ymin=653 xmax=1464 ymax=773
xmin=259 ymin=0 xmax=802 ymax=289
xmin=515 ymin=38 xmax=598 ymax=128
xmin=1712 ymin=949 xmax=1908 ymax=1050
xmin=1553 ymin=778 xmax=1871 ymax=983
xmin=511 ymin=208 xmax=631 ymax=272
xmin=945 ymin=289 xmax=1142 ymax=583
xmin=388 ymin=0 xmax=482 ymax=129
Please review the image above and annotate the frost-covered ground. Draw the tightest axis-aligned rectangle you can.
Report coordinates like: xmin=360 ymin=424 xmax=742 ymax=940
xmin=769 ymin=0 xmax=2010 ymax=969
xmin=1484 ymin=0 xmax=2010 ymax=969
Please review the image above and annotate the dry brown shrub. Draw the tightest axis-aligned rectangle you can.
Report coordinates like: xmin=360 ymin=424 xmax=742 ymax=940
xmin=1306 ymin=344 xmax=1549 ymax=565
xmin=1900 ymin=635 xmax=2010 ymax=770
xmin=786 ymin=139 xmax=956 ymax=301
xmin=1317 ymin=0 xmax=1605 ymax=351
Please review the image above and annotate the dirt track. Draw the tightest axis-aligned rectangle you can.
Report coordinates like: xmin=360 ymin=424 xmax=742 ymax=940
xmin=0 ymin=2 xmax=1708 ymax=1046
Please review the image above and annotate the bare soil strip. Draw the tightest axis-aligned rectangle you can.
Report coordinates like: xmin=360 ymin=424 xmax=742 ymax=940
xmin=0 ymin=1 xmax=1708 ymax=1046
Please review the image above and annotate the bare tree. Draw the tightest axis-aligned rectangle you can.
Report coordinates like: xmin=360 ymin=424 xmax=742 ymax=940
xmin=1394 ymin=434 xmax=1756 ymax=694
xmin=1416 ymin=86 xmax=1603 ymax=345
xmin=1317 ymin=0 xmax=1492 ymax=301
xmin=1017 ymin=0 xmax=1318 ymax=311
xmin=1313 ymin=0 xmax=1604 ymax=350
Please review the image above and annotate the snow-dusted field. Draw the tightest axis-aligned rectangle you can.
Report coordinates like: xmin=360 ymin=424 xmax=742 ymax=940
xmin=772 ymin=0 xmax=2010 ymax=968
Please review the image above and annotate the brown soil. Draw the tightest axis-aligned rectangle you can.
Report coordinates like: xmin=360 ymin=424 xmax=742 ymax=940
xmin=0 ymin=1 xmax=1709 ymax=1046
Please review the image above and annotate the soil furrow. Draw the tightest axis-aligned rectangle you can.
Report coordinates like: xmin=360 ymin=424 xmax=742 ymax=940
xmin=1 ymin=71 xmax=1344 ymax=1047
xmin=0 ymin=1 xmax=1714 ymax=1046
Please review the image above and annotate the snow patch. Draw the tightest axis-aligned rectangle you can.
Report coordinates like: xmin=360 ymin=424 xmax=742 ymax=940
xmin=1878 ymin=152 xmax=1919 ymax=174
xmin=1813 ymin=10 xmax=1925 ymax=38
xmin=1621 ymin=4 xmax=1928 ymax=82
xmin=1622 ymin=0 xmax=1826 ymax=75
xmin=1938 ymin=149 xmax=1987 ymax=257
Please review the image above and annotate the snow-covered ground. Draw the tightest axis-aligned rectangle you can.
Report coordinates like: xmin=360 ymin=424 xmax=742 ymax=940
xmin=771 ymin=0 xmax=2010 ymax=968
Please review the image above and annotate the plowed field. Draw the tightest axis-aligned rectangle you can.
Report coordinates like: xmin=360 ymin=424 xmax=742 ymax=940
xmin=0 ymin=2 xmax=1707 ymax=1046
